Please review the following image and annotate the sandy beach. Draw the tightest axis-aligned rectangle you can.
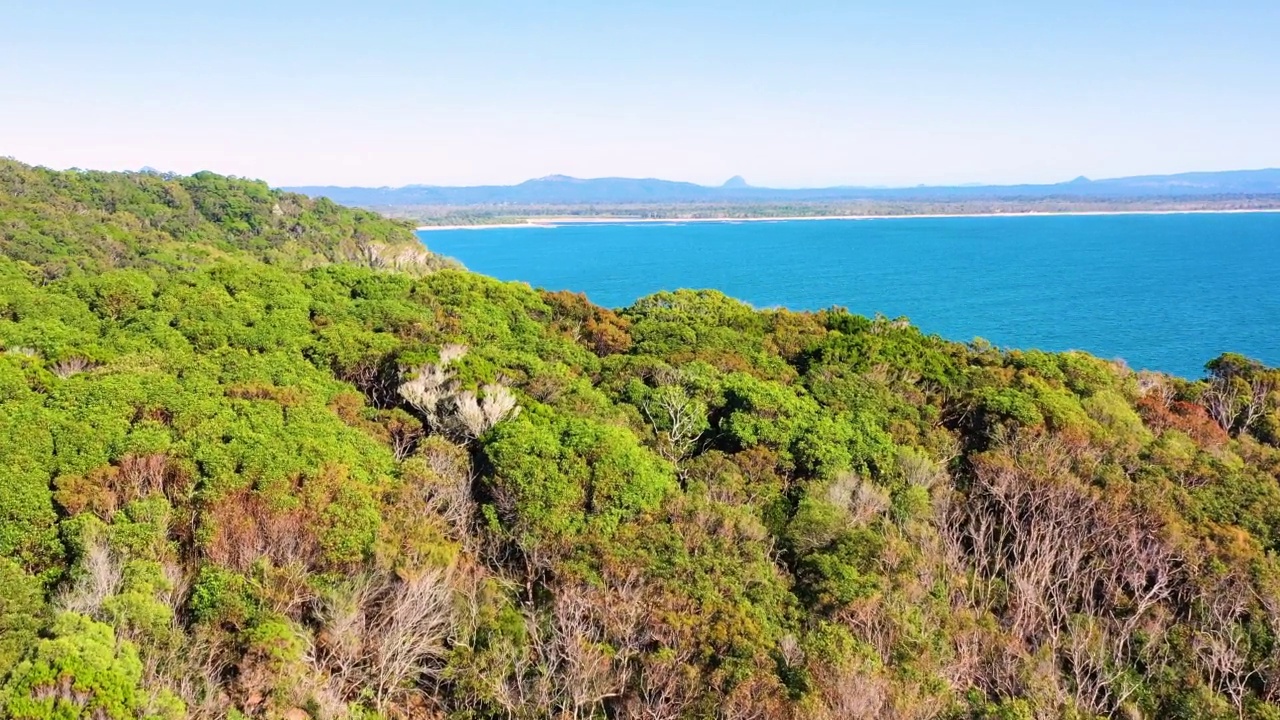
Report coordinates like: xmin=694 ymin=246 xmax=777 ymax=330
xmin=416 ymin=207 xmax=1280 ymax=231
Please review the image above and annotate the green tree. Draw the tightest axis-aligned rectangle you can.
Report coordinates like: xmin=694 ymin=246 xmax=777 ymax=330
xmin=1 ymin=613 xmax=181 ymax=720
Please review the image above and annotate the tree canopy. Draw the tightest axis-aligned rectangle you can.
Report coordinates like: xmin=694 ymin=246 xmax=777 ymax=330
xmin=2 ymin=159 xmax=1280 ymax=719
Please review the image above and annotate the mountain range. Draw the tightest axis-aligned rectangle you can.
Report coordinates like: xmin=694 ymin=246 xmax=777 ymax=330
xmin=285 ymin=168 xmax=1280 ymax=207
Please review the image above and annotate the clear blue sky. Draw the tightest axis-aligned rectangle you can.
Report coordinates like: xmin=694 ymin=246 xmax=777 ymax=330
xmin=3 ymin=1 xmax=1278 ymax=188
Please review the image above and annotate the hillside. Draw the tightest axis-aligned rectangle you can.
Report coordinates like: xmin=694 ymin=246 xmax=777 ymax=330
xmin=286 ymin=167 xmax=1280 ymax=207
xmin=2 ymin=161 xmax=1280 ymax=720
xmin=0 ymin=158 xmax=452 ymax=276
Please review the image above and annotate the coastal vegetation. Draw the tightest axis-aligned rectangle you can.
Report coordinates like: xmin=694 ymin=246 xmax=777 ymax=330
xmin=3 ymin=159 xmax=1280 ymax=719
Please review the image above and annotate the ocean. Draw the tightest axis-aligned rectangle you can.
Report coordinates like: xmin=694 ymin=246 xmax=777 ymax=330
xmin=418 ymin=213 xmax=1280 ymax=377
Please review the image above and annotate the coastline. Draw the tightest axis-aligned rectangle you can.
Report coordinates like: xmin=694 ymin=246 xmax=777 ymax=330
xmin=415 ymin=207 xmax=1280 ymax=231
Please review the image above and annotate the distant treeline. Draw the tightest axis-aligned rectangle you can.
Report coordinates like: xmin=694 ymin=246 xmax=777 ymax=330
xmin=399 ymin=196 xmax=1280 ymax=225
xmin=286 ymin=167 xmax=1280 ymax=208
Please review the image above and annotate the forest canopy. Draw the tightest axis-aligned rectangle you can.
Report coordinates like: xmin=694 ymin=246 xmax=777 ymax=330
xmin=1 ymin=159 xmax=1280 ymax=720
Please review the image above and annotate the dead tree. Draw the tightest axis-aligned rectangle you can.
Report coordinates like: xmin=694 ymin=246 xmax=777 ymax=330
xmin=1192 ymin=572 xmax=1259 ymax=720
xmin=640 ymin=377 xmax=708 ymax=462
xmin=1201 ymin=354 xmax=1276 ymax=434
xmin=399 ymin=344 xmax=521 ymax=441
xmin=939 ymin=430 xmax=1182 ymax=715
xmin=310 ymin=569 xmax=458 ymax=714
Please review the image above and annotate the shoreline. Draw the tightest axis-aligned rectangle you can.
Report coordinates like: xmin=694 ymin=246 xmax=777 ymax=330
xmin=415 ymin=207 xmax=1280 ymax=231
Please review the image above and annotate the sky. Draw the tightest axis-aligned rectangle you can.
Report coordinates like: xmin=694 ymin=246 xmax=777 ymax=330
xmin=3 ymin=1 xmax=1279 ymax=188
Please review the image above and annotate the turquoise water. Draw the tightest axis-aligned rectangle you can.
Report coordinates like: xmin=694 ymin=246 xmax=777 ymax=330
xmin=418 ymin=213 xmax=1280 ymax=377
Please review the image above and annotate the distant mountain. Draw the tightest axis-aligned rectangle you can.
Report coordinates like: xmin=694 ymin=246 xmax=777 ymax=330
xmin=286 ymin=176 xmax=720 ymax=206
xmin=286 ymin=168 xmax=1280 ymax=207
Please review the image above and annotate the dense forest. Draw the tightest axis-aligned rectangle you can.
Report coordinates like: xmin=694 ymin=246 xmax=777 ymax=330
xmin=2 ymin=158 xmax=1280 ymax=720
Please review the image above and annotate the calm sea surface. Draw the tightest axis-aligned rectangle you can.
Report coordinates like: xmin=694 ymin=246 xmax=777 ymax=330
xmin=418 ymin=213 xmax=1280 ymax=377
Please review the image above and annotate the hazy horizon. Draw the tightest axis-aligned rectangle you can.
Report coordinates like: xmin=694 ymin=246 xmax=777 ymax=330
xmin=5 ymin=158 xmax=1277 ymax=194
xmin=282 ymin=166 xmax=1280 ymax=191
xmin=4 ymin=1 xmax=1278 ymax=188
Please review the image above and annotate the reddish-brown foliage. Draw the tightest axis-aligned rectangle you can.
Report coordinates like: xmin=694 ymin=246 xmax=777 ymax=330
xmin=328 ymin=390 xmax=366 ymax=425
xmin=1139 ymin=395 xmax=1229 ymax=448
xmin=52 ymin=453 xmax=186 ymax=519
xmin=226 ymin=382 xmax=306 ymax=407
xmin=541 ymin=289 xmax=634 ymax=356
xmin=1168 ymin=400 xmax=1231 ymax=447
xmin=54 ymin=467 xmax=120 ymax=518
xmin=585 ymin=311 xmax=633 ymax=356
xmin=132 ymin=404 xmax=174 ymax=425
xmin=203 ymin=489 xmax=321 ymax=571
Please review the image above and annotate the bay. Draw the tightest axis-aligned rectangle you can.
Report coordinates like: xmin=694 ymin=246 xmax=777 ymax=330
xmin=418 ymin=213 xmax=1280 ymax=377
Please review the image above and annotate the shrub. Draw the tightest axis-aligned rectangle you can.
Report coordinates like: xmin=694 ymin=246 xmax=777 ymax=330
xmin=0 ymin=612 xmax=181 ymax=720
